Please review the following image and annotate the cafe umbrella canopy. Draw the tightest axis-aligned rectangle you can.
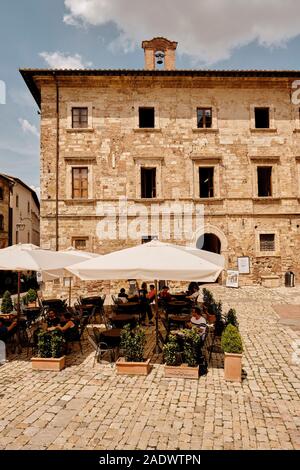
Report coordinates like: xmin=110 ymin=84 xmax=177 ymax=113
xmin=67 ymin=239 xmax=225 ymax=351
xmin=0 ymin=243 xmax=85 ymax=321
xmin=42 ymin=247 xmax=99 ymax=305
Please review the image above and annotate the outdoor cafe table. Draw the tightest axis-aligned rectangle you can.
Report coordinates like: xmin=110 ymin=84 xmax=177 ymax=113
xmin=109 ymin=313 xmax=137 ymax=329
xmin=168 ymin=314 xmax=191 ymax=330
xmin=171 ymin=293 xmax=188 ymax=301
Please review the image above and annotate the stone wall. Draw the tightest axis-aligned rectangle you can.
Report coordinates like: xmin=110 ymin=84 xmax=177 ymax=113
xmin=38 ymin=74 xmax=300 ymax=292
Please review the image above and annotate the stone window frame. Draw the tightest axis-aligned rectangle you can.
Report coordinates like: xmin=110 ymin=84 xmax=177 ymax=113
xmin=66 ymin=102 xmax=93 ymax=131
xmin=192 ymin=104 xmax=218 ymax=132
xmin=250 ymin=104 xmax=277 ymax=132
xmin=134 ymin=102 xmax=161 ymax=130
xmin=191 ymin=157 xmax=221 ymax=199
xmin=251 ymin=160 xmax=279 ymax=199
xmin=133 ymin=157 xmax=163 ymax=199
xmin=255 ymin=230 xmax=280 ymax=257
xmin=72 ymin=236 xmax=90 ymax=250
xmin=66 ymin=164 xmax=93 ymax=200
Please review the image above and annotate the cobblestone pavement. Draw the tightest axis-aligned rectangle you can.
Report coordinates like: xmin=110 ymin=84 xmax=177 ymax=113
xmin=0 ymin=286 xmax=299 ymax=450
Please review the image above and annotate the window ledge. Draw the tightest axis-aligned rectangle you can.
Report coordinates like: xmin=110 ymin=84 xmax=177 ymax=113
xmin=192 ymin=128 xmax=219 ymax=133
xmin=293 ymin=129 xmax=300 ymax=133
xmin=133 ymin=198 xmax=164 ymax=203
xmin=250 ymin=128 xmax=277 ymax=133
xmin=133 ymin=128 xmax=162 ymax=133
xmin=66 ymin=128 xmax=94 ymax=133
xmin=65 ymin=199 xmax=96 ymax=205
xmin=253 ymin=197 xmax=281 ymax=203
xmin=194 ymin=197 xmax=224 ymax=203
xmin=256 ymin=254 xmax=281 ymax=258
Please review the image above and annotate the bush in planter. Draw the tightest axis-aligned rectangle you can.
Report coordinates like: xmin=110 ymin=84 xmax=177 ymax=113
xmin=182 ymin=327 xmax=202 ymax=367
xmin=1 ymin=290 xmax=13 ymax=313
xmin=25 ymin=288 xmax=38 ymax=305
xmin=120 ymin=324 xmax=146 ymax=362
xmin=221 ymin=324 xmax=243 ymax=354
xmin=226 ymin=308 xmax=239 ymax=329
xmin=163 ymin=335 xmax=180 ymax=366
xmin=37 ymin=331 xmax=65 ymax=358
xmin=203 ymin=288 xmax=215 ymax=312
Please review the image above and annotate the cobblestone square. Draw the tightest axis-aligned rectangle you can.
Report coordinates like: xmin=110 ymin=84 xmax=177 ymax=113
xmin=0 ymin=286 xmax=299 ymax=450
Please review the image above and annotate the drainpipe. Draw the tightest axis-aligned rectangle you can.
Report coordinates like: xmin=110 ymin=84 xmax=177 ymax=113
xmin=53 ymin=72 xmax=59 ymax=251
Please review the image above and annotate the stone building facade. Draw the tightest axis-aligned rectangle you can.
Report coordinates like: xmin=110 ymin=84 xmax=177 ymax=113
xmin=0 ymin=173 xmax=40 ymax=247
xmin=21 ymin=37 xmax=300 ymax=287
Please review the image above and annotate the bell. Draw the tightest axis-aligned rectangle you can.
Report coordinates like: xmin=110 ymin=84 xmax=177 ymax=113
xmin=156 ymin=57 xmax=164 ymax=65
xmin=155 ymin=51 xmax=165 ymax=66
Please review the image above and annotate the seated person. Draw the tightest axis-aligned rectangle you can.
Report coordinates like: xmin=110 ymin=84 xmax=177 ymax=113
xmin=188 ymin=306 xmax=207 ymax=340
xmin=48 ymin=312 xmax=79 ymax=341
xmin=159 ymin=285 xmax=172 ymax=302
xmin=118 ymin=288 xmax=129 ymax=303
xmin=46 ymin=310 xmax=60 ymax=327
xmin=0 ymin=319 xmax=17 ymax=341
xmin=147 ymin=284 xmax=156 ymax=303
xmin=186 ymin=282 xmax=200 ymax=303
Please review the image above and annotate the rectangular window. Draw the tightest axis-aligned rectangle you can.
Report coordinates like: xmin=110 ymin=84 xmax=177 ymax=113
xmin=255 ymin=107 xmax=270 ymax=128
xmin=199 ymin=167 xmax=214 ymax=198
xmin=72 ymin=167 xmax=88 ymax=199
xmin=197 ymin=108 xmax=212 ymax=129
xmin=139 ymin=107 xmax=155 ymax=128
xmin=27 ymin=202 xmax=30 ymax=214
xmin=260 ymin=234 xmax=275 ymax=251
xmin=72 ymin=237 xmax=88 ymax=250
xmin=16 ymin=231 xmax=19 ymax=244
xmin=16 ymin=194 xmax=19 ymax=208
xmin=257 ymin=166 xmax=272 ymax=197
xmin=27 ymin=232 xmax=30 ymax=243
xmin=0 ymin=215 xmax=3 ymax=231
xmin=141 ymin=168 xmax=156 ymax=198
xmin=0 ymin=188 xmax=3 ymax=200
xmin=72 ymin=107 xmax=88 ymax=128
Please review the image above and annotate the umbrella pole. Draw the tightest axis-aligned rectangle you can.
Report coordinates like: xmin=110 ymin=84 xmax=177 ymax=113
xmin=154 ymin=279 xmax=162 ymax=354
xmin=68 ymin=277 xmax=72 ymax=307
xmin=16 ymin=271 xmax=22 ymax=353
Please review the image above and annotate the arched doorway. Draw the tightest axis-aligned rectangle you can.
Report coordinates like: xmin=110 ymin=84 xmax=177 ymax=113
xmin=196 ymin=233 xmax=221 ymax=254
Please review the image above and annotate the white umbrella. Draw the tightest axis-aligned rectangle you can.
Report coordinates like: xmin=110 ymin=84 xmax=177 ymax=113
xmin=42 ymin=247 xmax=99 ymax=305
xmin=0 ymin=243 xmax=85 ymax=320
xmin=67 ymin=240 xmax=224 ymax=351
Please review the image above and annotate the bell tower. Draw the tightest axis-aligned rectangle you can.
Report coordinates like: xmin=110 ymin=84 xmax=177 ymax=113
xmin=142 ymin=37 xmax=178 ymax=71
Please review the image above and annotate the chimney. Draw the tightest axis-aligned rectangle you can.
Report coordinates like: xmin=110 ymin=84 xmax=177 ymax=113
xmin=142 ymin=37 xmax=178 ymax=70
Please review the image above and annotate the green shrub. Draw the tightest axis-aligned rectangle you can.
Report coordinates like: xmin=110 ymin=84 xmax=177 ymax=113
xmin=221 ymin=324 xmax=243 ymax=354
xmin=37 ymin=331 xmax=65 ymax=358
xmin=1 ymin=290 xmax=13 ymax=313
xmin=182 ymin=327 xmax=202 ymax=367
xmin=120 ymin=324 xmax=146 ymax=362
xmin=226 ymin=308 xmax=239 ymax=328
xmin=203 ymin=288 xmax=215 ymax=312
xmin=26 ymin=288 xmax=37 ymax=304
xmin=163 ymin=335 xmax=180 ymax=366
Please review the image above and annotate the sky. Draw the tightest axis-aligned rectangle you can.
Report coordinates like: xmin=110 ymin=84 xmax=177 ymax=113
xmin=1 ymin=0 xmax=300 ymax=196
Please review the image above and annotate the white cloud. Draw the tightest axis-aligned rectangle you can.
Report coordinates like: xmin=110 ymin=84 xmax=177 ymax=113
xmin=39 ymin=51 xmax=92 ymax=69
xmin=64 ymin=0 xmax=300 ymax=64
xmin=30 ymin=185 xmax=40 ymax=199
xmin=18 ymin=118 xmax=39 ymax=138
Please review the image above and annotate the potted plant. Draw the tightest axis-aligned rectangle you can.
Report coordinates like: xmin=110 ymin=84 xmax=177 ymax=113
xmin=164 ymin=329 xmax=200 ymax=379
xmin=1 ymin=290 xmax=13 ymax=313
xmin=26 ymin=288 xmax=38 ymax=307
xmin=203 ymin=288 xmax=217 ymax=324
xmin=116 ymin=325 xmax=151 ymax=375
xmin=226 ymin=308 xmax=239 ymax=328
xmin=221 ymin=324 xmax=243 ymax=382
xmin=31 ymin=330 xmax=66 ymax=371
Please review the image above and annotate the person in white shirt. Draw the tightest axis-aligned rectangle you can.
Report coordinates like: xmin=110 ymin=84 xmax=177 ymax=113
xmin=189 ymin=306 xmax=207 ymax=340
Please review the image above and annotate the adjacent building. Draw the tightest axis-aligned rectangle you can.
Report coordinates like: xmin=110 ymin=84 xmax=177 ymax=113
xmin=20 ymin=37 xmax=300 ymax=286
xmin=0 ymin=174 xmax=40 ymax=247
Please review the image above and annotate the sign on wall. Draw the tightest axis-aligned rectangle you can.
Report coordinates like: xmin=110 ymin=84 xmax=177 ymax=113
xmin=237 ymin=256 xmax=250 ymax=274
xmin=226 ymin=270 xmax=239 ymax=288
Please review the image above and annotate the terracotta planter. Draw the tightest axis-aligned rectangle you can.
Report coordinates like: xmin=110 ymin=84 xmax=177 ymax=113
xmin=164 ymin=363 xmax=199 ymax=379
xmin=224 ymin=352 xmax=242 ymax=382
xmin=28 ymin=302 xmax=37 ymax=308
xmin=31 ymin=356 xmax=66 ymax=371
xmin=116 ymin=357 xmax=151 ymax=375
